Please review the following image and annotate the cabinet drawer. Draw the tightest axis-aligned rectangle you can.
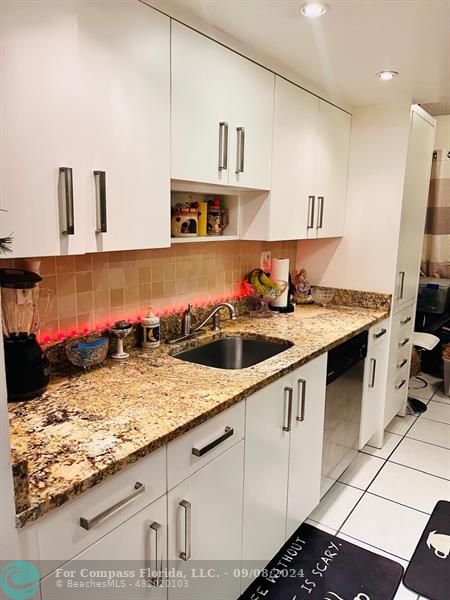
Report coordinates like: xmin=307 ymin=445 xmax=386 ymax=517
xmin=369 ymin=318 xmax=390 ymax=347
xmin=388 ymin=337 xmax=412 ymax=383
xmin=167 ymin=402 xmax=245 ymax=490
xmin=384 ymin=365 xmax=409 ymax=428
xmin=391 ymin=303 xmax=415 ymax=338
xmin=36 ymin=446 xmax=166 ymax=573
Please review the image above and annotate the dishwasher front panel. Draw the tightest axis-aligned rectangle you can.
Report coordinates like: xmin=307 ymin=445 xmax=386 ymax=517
xmin=321 ymin=360 xmax=365 ymax=498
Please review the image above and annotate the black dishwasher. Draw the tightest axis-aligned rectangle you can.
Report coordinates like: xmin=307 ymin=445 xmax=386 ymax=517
xmin=321 ymin=331 xmax=368 ymax=498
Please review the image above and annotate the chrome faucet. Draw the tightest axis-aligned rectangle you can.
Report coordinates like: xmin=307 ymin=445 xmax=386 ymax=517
xmin=167 ymin=302 xmax=237 ymax=345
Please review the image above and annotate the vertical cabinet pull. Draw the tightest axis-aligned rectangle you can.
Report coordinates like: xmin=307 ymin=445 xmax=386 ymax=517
xmin=369 ymin=358 xmax=377 ymax=388
xmin=148 ymin=521 xmax=163 ymax=587
xmin=398 ymin=271 xmax=405 ymax=300
xmin=179 ymin=499 xmax=191 ymax=561
xmin=296 ymin=378 xmax=306 ymax=422
xmin=283 ymin=386 xmax=293 ymax=432
xmin=316 ymin=196 xmax=324 ymax=229
xmin=94 ymin=170 xmax=107 ymax=233
xmin=218 ymin=122 xmax=228 ymax=171
xmin=307 ymin=196 xmax=315 ymax=229
xmin=60 ymin=167 xmax=75 ymax=235
xmin=235 ymin=127 xmax=245 ymax=174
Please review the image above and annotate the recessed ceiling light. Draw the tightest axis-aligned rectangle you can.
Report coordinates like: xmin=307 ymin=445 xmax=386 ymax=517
xmin=376 ymin=70 xmax=399 ymax=81
xmin=300 ymin=3 xmax=329 ymax=18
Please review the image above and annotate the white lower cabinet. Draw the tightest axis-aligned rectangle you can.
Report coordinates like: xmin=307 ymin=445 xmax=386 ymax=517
xmin=40 ymin=495 xmax=167 ymax=599
xmin=242 ymin=354 xmax=327 ymax=563
xmin=359 ymin=320 xmax=389 ymax=449
xmin=167 ymin=441 xmax=244 ymax=600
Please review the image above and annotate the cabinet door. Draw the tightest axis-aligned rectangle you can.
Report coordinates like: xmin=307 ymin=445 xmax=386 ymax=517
xmin=171 ymin=23 xmax=230 ymax=186
xmin=0 ymin=0 xmax=86 ymax=257
xmin=269 ymin=78 xmax=319 ymax=240
xmin=40 ymin=495 xmax=167 ymax=600
xmin=79 ymin=1 xmax=170 ymax=252
xmin=359 ymin=334 xmax=389 ymax=449
xmin=242 ymin=375 xmax=291 ymax=563
xmin=229 ymin=54 xmax=274 ymax=190
xmin=286 ymin=354 xmax=327 ymax=539
xmin=395 ymin=110 xmax=435 ymax=307
xmin=313 ymin=101 xmax=351 ymax=239
xmin=168 ymin=441 xmax=244 ymax=600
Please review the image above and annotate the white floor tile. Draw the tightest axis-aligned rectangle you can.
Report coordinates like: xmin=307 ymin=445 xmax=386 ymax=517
xmin=368 ymin=461 xmax=450 ymax=514
xmin=304 ymin=519 xmax=337 ymax=536
xmin=386 ymin=415 xmax=418 ymax=436
xmin=406 ymin=417 xmax=450 ymax=449
xmin=308 ymin=482 xmax=363 ymax=530
xmin=362 ymin=431 xmax=403 ymax=458
xmin=408 ymin=376 xmax=441 ymax=403
xmin=422 ymin=400 xmax=450 ymax=425
xmin=340 ymin=493 xmax=429 ymax=560
xmin=338 ymin=453 xmax=385 ymax=490
xmin=432 ymin=385 xmax=450 ymax=405
xmin=389 ymin=437 xmax=450 ymax=480
xmin=337 ymin=533 xmax=417 ymax=600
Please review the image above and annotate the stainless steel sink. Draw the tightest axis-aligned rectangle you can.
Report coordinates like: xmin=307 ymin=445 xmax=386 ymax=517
xmin=172 ymin=336 xmax=293 ymax=370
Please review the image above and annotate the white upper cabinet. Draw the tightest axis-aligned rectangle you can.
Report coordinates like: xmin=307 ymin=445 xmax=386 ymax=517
xmin=1 ymin=0 xmax=170 ymax=258
xmin=171 ymin=22 xmax=231 ymax=186
xmin=0 ymin=0 xmax=85 ymax=257
xmin=268 ymin=77 xmax=319 ymax=240
xmin=309 ymin=100 xmax=351 ymax=239
xmin=171 ymin=23 xmax=274 ymax=190
xmin=79 ymin=1 xmax=171 ymax=252
xmin=395 ymin=108 xmax=435 ymax=308
xmin=228 ymin=52 xmax=274 ymax=190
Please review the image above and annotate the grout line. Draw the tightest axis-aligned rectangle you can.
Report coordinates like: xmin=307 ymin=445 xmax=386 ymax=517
xmin=365 ymin=491 xmax=431 ymax=517
xmin=404 ymin=432 xmax=450 ymax=451
xmin=387 ymin=459 xmax=450 ymax=482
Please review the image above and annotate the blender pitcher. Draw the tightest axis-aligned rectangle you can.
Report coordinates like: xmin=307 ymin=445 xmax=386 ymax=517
xmin=0 ymin=268 xmax=53 ymax=401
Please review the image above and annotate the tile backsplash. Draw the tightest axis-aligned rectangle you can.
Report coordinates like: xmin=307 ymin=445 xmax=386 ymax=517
xmin=2 ymin=241 xmax=297 ymax=342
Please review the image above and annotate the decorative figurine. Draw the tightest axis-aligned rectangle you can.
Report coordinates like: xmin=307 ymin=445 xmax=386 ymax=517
xmin=110 ymin=320 xmax=133 ymax=359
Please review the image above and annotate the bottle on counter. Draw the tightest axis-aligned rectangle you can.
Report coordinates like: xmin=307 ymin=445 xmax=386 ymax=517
xmin=141 ymin=306 xmax=160 ymax=349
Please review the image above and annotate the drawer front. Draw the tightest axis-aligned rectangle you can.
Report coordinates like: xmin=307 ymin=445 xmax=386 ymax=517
xmin=36 ymin=446 xmax=166 ymax=572
xmin=391 ymin=302 xmax=415 ymax=339
xmin=368 ymin=318 xmax=390 ymax=348
xmin=167 ymin=402 xmax=245 ymax=490
xmin=384 ymin=365 xmax=409 ymax=428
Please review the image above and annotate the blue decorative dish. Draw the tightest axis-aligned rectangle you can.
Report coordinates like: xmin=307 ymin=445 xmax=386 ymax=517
xmin=66 ymin=337 xmax=109 ymax=369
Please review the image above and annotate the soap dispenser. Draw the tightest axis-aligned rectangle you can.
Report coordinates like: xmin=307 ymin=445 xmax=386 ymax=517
xmin=141 ymin=306 xmax=160 ymax=349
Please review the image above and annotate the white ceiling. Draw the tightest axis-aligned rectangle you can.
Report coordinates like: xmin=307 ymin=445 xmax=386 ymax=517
xmin=149 ymin=0 xmax=450 ymax=108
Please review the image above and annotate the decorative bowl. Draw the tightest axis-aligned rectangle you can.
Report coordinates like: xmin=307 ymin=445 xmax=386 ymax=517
xmin=311 ymin=287 xmax=335 ymax=307
xmin=244 ymin=279 xmax=288 ymax=318
xmin=66 ymin=337 xmax=109 ymax=369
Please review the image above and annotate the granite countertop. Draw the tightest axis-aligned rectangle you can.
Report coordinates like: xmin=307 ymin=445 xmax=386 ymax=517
xmin=9 ymin=302 xmax=389 ymax=528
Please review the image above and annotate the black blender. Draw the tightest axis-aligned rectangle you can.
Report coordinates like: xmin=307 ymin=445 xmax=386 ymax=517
xmin=0 ymin=269 xmax=52 ymax=401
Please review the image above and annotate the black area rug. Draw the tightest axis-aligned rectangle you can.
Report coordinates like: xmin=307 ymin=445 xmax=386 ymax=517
xmin=240 ymin=522 xmax=403 ymax=600
xmin=403 ymin=500 xmax=450 ymax=600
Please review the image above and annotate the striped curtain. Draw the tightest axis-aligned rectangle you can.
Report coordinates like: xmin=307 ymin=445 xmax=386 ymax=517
xmin=421 ymin=148 xmax=450 ymax=278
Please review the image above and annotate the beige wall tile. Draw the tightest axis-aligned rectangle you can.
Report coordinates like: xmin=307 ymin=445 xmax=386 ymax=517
xmin=57 ymin=273 xmax=76 ymax=296
xmin=109 ymin=267 xmax=125 ymax=289
xmin=75 ymin=254 xmax=92 ymax=272
xmin=77 ymin=291 xmax=94 ymax=314
xmin=76 ymin=271 xmax=93 ymax=293
xmin=110 ymin=288 xmax=124 ymax=308
xmin=56 ymin=255 xmax=75 ymax=274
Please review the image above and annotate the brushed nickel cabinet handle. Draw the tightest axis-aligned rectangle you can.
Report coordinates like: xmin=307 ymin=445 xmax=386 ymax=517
xmin=296 ymin=378 xmax=306 ymax=422
xmin=307 ymin=196 xmax=315 ymax=229
xmin=148 ymin=521 xmax=163 ymax=587
xmin=191 ymin=426 xmax=234 ymax=457
xmin=399 ymin=337 xmax=410 ymax=347
xmin=60 ymin=166 xmax=74 ymax=235
xmin=218 ymin=122 xmax=228 ymax=171
xmin=369 ymin=358 xmax=377 ymax=388
xmin=179 ymin=499 xmax=191 ymax=561
xmin=397 ymin=358 xmax=408 ymax=369
xmin=398 ymin=271 xmax=405 ymax=300
xmin=235 ymin=127 xmax=245 ymax=174
xmin=374 ymin=328 xmax=387 ymax=339
xmin=79 ymin=482 xmax=145 ymax=530
xmin=283 ymin=386 xmax=293 ymax=432
xmin=317 ymin=196 xmax=324 ymax=229
xmin=400 ymin=316 xmax=412 ymax=325
xmin=396 ymin=379 xmax=406 ymax=390
xmin=94 ymin=170 xmax=107 ymax=233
